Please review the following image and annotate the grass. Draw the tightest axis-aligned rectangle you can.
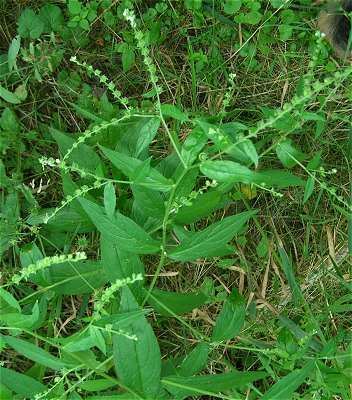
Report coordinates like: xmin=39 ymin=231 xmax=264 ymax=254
xmin=0 ymin=0 xmax=351 ymax=399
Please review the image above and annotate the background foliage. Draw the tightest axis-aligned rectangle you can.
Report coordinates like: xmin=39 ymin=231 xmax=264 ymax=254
xmin=0 ymin=0 xmax=351 ymax=399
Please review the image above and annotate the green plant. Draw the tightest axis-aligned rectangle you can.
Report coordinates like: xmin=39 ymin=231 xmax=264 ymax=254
xmin=0 ymin=1 xmax=351 ymax=399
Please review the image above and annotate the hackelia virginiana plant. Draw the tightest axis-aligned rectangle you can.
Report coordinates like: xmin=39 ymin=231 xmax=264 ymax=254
xmin=93 ymin=273 xmax=144 ymax=319
xmin=70 ymin=56 xmax=130 ymax=109
xmin=12 ymin=252 xmax=87 ymax=284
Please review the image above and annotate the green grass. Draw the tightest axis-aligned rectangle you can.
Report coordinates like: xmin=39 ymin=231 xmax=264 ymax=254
xmin=0 ymin=1 xmax=351 ymax=399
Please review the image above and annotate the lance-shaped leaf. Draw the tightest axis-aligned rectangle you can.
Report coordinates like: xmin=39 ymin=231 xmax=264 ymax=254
xmin=168 ymin=211 xmax=255 ymax=262
xmin=79 ymin=198 xmax=160 ymax=254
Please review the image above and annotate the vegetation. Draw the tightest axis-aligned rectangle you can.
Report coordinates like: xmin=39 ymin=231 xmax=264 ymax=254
xmin=0 ymin=0 xmax=351 ymax=399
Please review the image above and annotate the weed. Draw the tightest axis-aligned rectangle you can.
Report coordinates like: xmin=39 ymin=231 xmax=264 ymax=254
xmin=0 ymin=1 xmax=351 ymax=399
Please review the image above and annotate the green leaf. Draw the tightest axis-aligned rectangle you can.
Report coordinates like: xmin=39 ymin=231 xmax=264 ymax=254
xmin=100 ymin=145 xmax=172 ymax=192
xmin=148 ymin=289 xmax=208 ymax=316
xmin=224 ymin=0 xmax=242 ymax=14
xmin=184 ymin=0 xmax=203 ymax=11
xmin=3 ymin=335 xmax=68 ymax=370
xmin=113 ymin=287 xmax=161 ymax=398
xmin=212 ymin=289 xmax=246 ymax=342
xmin=180 ymin=127 xmax=207 ymax=167
xmin=68 ymin=0 xmax=82 ymax=15
xmin=200 ymin=160 xmax=254 ymax=183
xmin=39 ymin=4 xmax=64 ymax=32
xmin=27 ymin=206 xmax=95 ymax=233
xmin=279 ymin=24 xmax=293 ymax=41
xmin=112 ymin=117 xmax=160 ymax=158
xmin=1 ymin=301 xmax=41 ymax=330
xmin=169 ymin=211 xmax=255 ymax=262
xmin=253 ymin=169 xmax=304 ymax=188
xmin=79 ymin=197 xmax=160 ymax=254
xmin=0 ymin=367 xmax=46 ymax=397
xmin=0 ymin=108 xmax=20 ymax=132
xmin=261 ymin=361 xmax=315 ymax=400
xmin=0 ymin=288 xmax=20 ymax=312
xmin=276 ymin=139 xmax=306 ymax=169
xmin=174 ymin=190 xmax=223 ymax=225
xmin=201 ymin=160 xmax=304 ymax=188
xmin=104 ymin=182 xmax=116 ymax=219
xmin=17 ymin=8 xmax=44 ymax=39
xmin=121 ymin=46 xmax=135 ymax=72
xmin=132 ymin=185 xmax=165 ymax=220
xmin=178 ymin=343 xmax=210 ymax=376
xmin=7 ymin=35 xmax=21 ymax=71
xmin=303 ymin=176 xmax=315 ymax=204
xmin=278 ymin=247 xmax=303 ymax=305
xmin=50 ymin=127 xmax=101 ymax=173
xmin=160 ymin=104 xmax=189 ymax=123
xmin=80 ymin=379 xmax=117 ymax=392
xmin=163 ymin=370 xmax=267 ymax=398
xmin=21 ymin=243 xmax=107 ymax=294
xmin=135 ymin=117 xmax=161 ymax=158
xmin=101 ymin=236 xmax=145 ymax=302
xmin=0 ymin=85 xmax=21 ymax=104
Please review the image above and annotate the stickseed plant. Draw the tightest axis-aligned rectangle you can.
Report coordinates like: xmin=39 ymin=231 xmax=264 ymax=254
xmin=0 ymin=1 xmax=351 ymax=399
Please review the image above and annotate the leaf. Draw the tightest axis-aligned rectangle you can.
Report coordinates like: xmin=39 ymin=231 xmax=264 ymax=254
xmin=68 ymin=0 xmax=82 ymax=15
xmin=17 ymin=8 xmax=44 ymax=39
xmin=224 ymin=0 xmax=242 ymax=14
xmin=121 ymin=46 xmax=135 ymax=72
xmin=148 ymin=289 xmax=208 ymax=316
xmin=101 ymin=236 xmax=145 ymax=302
xmin=63 ymin=332 xmax=95 ymax=353
xmin=241 ymin=139 xmax=259 ymax=167
xmin=163 ymin=370 xmax=267 ymax=398
xmin=178 ymin=343 xmax=210 ymax=376
xmin=113 ymin=287 xmax=161 ymax=398
xmin=169 ymin=211 xmax=255 ymax=262
xmin=180 ymin=127 xmax=207 ymax=167
xmin=135 ymin=117 xmax=160 ymax=158
xmin=278 ymin=247 xmax=303 ymax=305
xmin=212 ymin=289 xmax=246 ymax=342
xmin=100 ymin=145 xmax=172 ymax=192
xmin=27 ymin=206 xmax=95 ymax=233
xmin=80 ymin=379 xmax=117 ymax=392
xmin=0 ymin=367 xmax=46 ymax=397
xmin=174 ymin=190 xmax=223 ymax=224
xmin=201 ymin=160 xmax=304 ymax=188
xmin=1 ymin=301 xmax=42 ymax=330
xmin=303 ymin=176 xmax=315 ymax=204
xmin=14 ymin=84 xmax=27 ymax=101
xmin=7 ymin=35 xmax=21 ymax=71
xmin=21 ymin=244 xmax=107 ymax=294
xmin=113 ymin=117 xmax=160 ymax=158
xmin=79 ymin=197 xmax=160 ymax=254
xmin=200 ymin=160 xmax=254 ymax=183
xmin=278 ymin=316 xmax=322 ymax=352
xmin=184 ymin=0 xmax=203 ymax=11
xmin=3 ymin=335 xmax=68 ymax=370
xmin=276 ymin=139 xmax=306 ymax=169
xmin=160 ymin=104 xmax=189 ymax=123
xmin=279 ymin=24 xmax=293 ymax=41
xmin=0 ymin=108 xmax=20 ymax=132
xmin=50 ymin=127 xmax=101 ymax=173
xmin=132 ymin=185 xmax=165 ymax=220
xmin=0 ymin=85 xmax=21 ymax=104
xmin=104 ymin=182 xmax=116 ymax=219
xmin=253 ymin=169 xmax=304 ymax=188
xmin=0 ymin=288 xmax=20 ymax=312
xmin=261 ymin=361 xmax=315 ymax=400
xmin=39 ymin=4 xmax=64 ymax=32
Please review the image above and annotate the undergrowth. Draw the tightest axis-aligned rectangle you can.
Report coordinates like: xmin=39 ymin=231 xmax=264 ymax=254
xmin=0 ymin=1 xmax=351 ymax=399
